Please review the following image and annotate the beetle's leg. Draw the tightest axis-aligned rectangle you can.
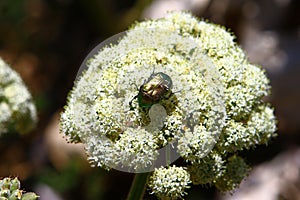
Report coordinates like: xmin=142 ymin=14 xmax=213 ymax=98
xmin=129 ymin=94 xmax=138 ymax=110
xmin=161 ymin=92 xmax=172 ymax=100
xmin=172 ymin=89 xmax=182 ymax=95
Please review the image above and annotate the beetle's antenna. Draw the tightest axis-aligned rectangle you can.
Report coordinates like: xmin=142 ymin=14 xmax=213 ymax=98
xmin=130 ymin=82 xmax=139 ymax=90
xmin=150 ymin=66 xmax=156 ymax=77
xmin=152 ymin=67 xmax=155 ymax=74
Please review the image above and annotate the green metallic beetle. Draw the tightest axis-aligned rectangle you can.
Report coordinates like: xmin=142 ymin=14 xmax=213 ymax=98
xmin=130 ymin=72 xmax=173 ymax=109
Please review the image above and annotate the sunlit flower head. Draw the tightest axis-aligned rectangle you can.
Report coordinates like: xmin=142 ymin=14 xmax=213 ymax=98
xmin=60 ymin=11 xmax=276 ymax=192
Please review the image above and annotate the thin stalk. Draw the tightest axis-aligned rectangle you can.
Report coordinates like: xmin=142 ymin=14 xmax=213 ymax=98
xmin=126 ymin=172 xmax=149 ymax=200
xmin=166 ymin=144 xmax=171 ymax=166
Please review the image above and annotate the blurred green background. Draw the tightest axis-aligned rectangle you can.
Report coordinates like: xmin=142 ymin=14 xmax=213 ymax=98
xmin=0 ymin=0 xmax=299 ymax=199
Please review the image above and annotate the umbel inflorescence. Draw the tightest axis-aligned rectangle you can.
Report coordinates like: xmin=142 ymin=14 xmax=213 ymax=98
xmin=0 ymin=58 xmax=37 ymax=136
xmin=60 ymin=11 xmax=276 ymax=199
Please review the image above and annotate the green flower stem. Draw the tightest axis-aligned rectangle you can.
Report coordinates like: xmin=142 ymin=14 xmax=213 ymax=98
xmin=126 ymin=172 xmax=149 ymax=200
xmin=166 ymin=144 xmax=171 ymax=166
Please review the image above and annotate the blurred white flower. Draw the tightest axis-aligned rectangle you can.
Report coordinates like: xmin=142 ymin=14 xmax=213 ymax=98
xmin=0 ymin=58 xmax=37 ymax=135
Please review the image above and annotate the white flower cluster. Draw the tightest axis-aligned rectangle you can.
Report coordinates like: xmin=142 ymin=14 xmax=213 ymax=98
xmin=0 ymin=58 xmax=37 ymax=135
xmin=60 ymin=11 xmax=276 ymax=196
xmin=148 ymin=166 xmax=191 ymax=200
